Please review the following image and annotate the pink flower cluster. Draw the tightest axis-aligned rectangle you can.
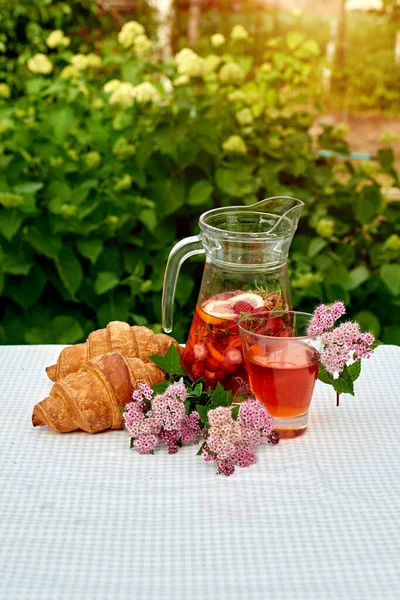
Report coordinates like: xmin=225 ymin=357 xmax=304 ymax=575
xmin=320 ymin=322 xmax=375 ymax=374
xmin=307 ymin=301 xmax=346 ymax=336
xmin=123 ymin=380 xmax=201 ymax=454
xmin=202 ymin=400 xmax=274 ymax=476
xmin=307 ymin=302 xmax=375 ymax=375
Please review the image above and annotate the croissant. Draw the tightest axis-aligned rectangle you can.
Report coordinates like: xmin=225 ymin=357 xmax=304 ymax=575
xmin=33 ymin=352 xmax=164 ymax=434
xmin=46 ymin=322 xmax=180 ymax=381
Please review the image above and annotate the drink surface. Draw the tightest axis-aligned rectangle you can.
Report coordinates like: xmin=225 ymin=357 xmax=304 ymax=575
xmin=182 ymin=290 xmax=288 ymax=393
xmin=245 ymin=340 xmax=318 ymax=418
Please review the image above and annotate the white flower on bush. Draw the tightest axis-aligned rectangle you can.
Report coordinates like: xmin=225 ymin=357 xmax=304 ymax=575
xmin=109 ymin=82 xmax=135 ymax=107
xmin=27 ymin=53 xmax=53 ymax=75
xmin=222 ymin=135 xmax=247 ymax=154
xmin=118 ymin=20 xmax=145 ymax=49
xmin=92 ymin=98 xmax=104 ymax=110
xmin=205 ymin=54 xmax=222 ymax=73
xmin=84 ymin=151 xmax=102 ymax=169
xmin=176 ymin=48 xmax=207 ymax=78
xmin=133 ymin=34 xmax=152 ymax=56
xmin=71 ymin=54 xmax=89 ymax=70
xmin=86 ymin=53 xmax=102 ymax=68
xmin=122 ymin=20 xmax=145 ymax=35
xmin=132 ymin=82 xmax=160 ymax=104
xmin=60 ymin=65 xmax=80 ymax=80
xmin=219 ymin=62 xmax=245 ymax=85
xmin=46 ymin=30 xmax=70 ymax=49
xmin=227 ymin=89 xmax=247 ymax=103
xmin=174 ymin=74 xmax=190 ymax=87
xmin=210 ymin=33 xmax=226 ymax=48
xmin=103 ymin=79 xmax=122 ymax=94
xmin=231 ymin=25 xmax=249 ymax=42
xmin=114 ymin=173 xmax=132 ymax=191
xmin=0 ymin=83 xmax=11 ymax=99
xmin=236 ymin=107 xmax=253 ymax=126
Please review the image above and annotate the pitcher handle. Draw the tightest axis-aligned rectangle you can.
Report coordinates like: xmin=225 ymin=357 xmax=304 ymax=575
xmin=162 ymin=235 xmax=204 ymax=333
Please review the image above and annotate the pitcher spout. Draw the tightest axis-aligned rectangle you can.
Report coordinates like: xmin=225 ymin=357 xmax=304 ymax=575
xmin=246 ymin=196 xmax=304 ymax=237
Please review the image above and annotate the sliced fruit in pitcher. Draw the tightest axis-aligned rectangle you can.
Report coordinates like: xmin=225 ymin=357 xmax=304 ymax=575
xmin=202 ymin=292 xmax=264 ymax=320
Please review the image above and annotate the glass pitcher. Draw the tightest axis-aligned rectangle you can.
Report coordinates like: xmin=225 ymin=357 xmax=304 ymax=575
xmin=162 ymin=196 xmax=304 ymax=393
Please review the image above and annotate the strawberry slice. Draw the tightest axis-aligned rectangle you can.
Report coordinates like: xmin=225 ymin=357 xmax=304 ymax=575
xmin=233 ymin=301 xmax=255 ymax=314
xmin=193 ymin=341 xmax=208 ymax=362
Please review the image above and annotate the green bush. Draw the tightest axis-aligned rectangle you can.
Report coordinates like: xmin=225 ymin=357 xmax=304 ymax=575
xmin=0 ymin=21 xmax=399 ymax=345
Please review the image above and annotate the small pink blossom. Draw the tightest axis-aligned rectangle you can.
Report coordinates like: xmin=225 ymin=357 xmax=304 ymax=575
xmin=134 ymin=433 xmax=158 ymax=454
xmin=307 ymin=301 xmax=346 ymax=336
xmin=203 ymin=399 xmax=276 ymax=476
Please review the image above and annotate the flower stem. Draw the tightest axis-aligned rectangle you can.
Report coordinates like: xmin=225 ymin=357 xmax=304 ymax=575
xmin=336 ymin=391 xmax=340 ymax=407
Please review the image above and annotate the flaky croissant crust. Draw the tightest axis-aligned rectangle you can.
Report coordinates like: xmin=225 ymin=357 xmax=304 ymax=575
xmin=33 ymin=352 xmax=165 ymax=434
xmin=46 ymin=322 xmax=180 ymax=381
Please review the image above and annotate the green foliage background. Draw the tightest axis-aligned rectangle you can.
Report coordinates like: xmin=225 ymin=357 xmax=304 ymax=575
xmin=0 ymin=2 xmax=399 ymax=345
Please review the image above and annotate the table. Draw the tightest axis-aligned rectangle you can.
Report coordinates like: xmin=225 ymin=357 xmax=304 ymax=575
xmin=1 ymin=344 xmax=400 ymax=600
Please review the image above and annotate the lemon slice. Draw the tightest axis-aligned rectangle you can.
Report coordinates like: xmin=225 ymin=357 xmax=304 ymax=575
xmin=203 ymin=292 xmax=264 ymax=320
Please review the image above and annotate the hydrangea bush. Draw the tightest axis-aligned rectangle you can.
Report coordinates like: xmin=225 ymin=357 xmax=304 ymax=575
xmin=0 ymin=18 xmax=399 ymax=345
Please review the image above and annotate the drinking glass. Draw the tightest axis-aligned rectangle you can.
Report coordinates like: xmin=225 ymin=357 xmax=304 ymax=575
xmin=238 ymin=311 xmax=320 ymax=438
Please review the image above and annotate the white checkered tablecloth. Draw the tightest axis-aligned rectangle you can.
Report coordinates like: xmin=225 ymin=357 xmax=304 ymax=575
xmin=0 ymin=344 xmax=400 ymax=600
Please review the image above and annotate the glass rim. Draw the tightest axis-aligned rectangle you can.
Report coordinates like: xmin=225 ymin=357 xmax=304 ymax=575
xmin=238 ymin=310 xmax=315 ymax=340
xmin=198 ymin=196 xmax=304 ymax=241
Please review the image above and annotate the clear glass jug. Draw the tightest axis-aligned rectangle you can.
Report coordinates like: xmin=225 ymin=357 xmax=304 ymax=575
xmin=162 ymin=196 xmax=304 ymax=394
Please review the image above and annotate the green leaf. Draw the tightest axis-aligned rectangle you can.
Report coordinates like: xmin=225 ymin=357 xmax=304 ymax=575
xmin=55 ymin=247 xmax=83 ymax=299
xmin=355 ymin=185 xmax=383 ymax=224
xmin=382 ymin=325 xmax=400 ymax=345
xmin=13 ymin=182 xmax=43 ymax=195
xmin=52 ymin=316 xmax=84 ymax=344
xmin=48 ymin=107 xmax=75 ymax=143
xmin=196 ymin=404 xmax=210 ymax=425
xmin=25 ymin=228 xmax=62 ymax=259
xmin=8 ymin=264 xmax=47 ymax=309
xmin=308 ymin=237 xmax=327 ymax=258
xmin=333 ymin=365 xmax=355 ymax=396
xmin=318 ymin=364 xmax=335 ymax=386
xmin=354 ymin=311 xmax=381 ymax=338
xmin=187 ymin=180 xmax=213 ymax=206
xmin=196 ymin=441 xmax=206 ymax=456
xmin=0 ymin=210 xmax=23 ymax=241
xmin=286 ymin=31 xmax=306 ymax=50
xmin=94 ymin=272 xmax=120 ymax=295
xmin=149 ymin=344 xmax=187 ymax=376
xmin=76 ymin=239 xmax=103 ymax=264
xmin=151 ymin=381 xmax=170 ymax=395
xmin=377 ymin=148 xmax=394 ymax=170
xmin=231 ymin=405 xmax=240 ymax=420
xmin=138 ymin=208 xmax=157 ymax=232
xmin=210 ymin=382 xmax=233 ymax=408
xmin=97 ymin=291 xmax=131 ymax=327
xmin=0 ymin=271 xmax=4 ymax=295
xmin=380 ymin=264 xmax=400 ymax=296
xmin=347 ymin=361 xmax=361 ymax=382
xmin=0 ymin=251 xmax=33 ymax=275
xmin=344 ymin=265 xmax=370 ymax=291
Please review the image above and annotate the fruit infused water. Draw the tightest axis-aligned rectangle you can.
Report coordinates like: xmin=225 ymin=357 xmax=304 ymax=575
xmin=182 ymin=290 xmax=288 ymax=394
xmin=245 ymin=340 xmax=318 ymax=419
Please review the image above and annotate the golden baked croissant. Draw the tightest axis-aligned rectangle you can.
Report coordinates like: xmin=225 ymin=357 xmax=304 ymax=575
xmin=33 ymin=352 xmax=164 ymax=434
xmin=46 ymin=321 xmax=180 ymax=381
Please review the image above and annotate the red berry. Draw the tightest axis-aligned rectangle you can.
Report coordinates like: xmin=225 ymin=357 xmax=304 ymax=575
xmin=222 ymin=347 xmax=243 ymax=375
xmin=192 ymin=361 xmax=205 ymax=380
xmin=278 ymin=328 xmax=292 ymax=338
xmin=227 ymin=335 xmax=242 ymax=349
xmin=206 ymin=357 xmax=222 ymax=372
xmin=233 ymin=301 xmax=255 ymax=315
xmin=193 ymin=341 xmax=208 ymax=361
xmin=224 ymin=347 xmax=243 ymax=364
xmin=204 ymin=369 xmax=224 ymax=386
xmin=266 ymin=317 xmax=284 ymax=336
